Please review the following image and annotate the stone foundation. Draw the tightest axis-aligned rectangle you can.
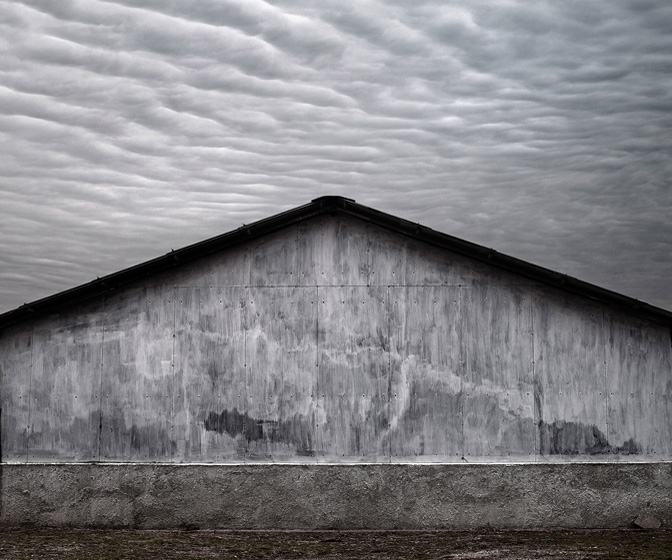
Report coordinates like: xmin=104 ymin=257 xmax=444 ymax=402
xmin=2 ymin=462 xmax=670 ymax=529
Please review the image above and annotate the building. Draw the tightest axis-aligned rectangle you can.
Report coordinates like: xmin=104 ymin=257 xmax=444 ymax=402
xmin=1 ymin=196 xmax=670 ymax=528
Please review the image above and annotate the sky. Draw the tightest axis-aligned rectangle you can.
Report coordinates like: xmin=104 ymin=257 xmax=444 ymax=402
xmin=0 ymin=0 xmax=671 ymax=314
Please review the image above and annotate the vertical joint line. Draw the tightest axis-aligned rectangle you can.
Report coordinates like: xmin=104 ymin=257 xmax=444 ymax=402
xmin=244 ymin=286 xmax=248 ymax=464
xmin=97 ymin=298 xmax=106 ymax=460
xmin=603 ymin=309 xmax=609 ymax=453
xmin=386 ymin=285 xmax=392 ymax=463
xmin=530 ymin=298 xmax=537 ymax=461
xmin=458 ymin=285 xmax=465 ymax=460
xmin=27 ymin=322 xmax=34 ymax=463
xmin=0 ymin=329 xmax=3 ymax=463
xmin=171 ymin=286 xmax=177 ymax=462
xmin=315 ymin=284 xmax=319 ymax=453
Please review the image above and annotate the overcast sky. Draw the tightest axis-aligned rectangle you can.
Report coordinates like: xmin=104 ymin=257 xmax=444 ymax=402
xmin=1 ymin=0 xmax=671 ymax=314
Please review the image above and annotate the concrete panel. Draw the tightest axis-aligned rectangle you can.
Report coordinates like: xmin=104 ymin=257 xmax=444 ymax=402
xmin=462 ymin=285 xmax=534 ymax=460
xmin=99 ymin=287 xmax=174 ymax=461
xmin=605 ymin=311 xmax=672 ymax=459
xmin=388 ymin=286 xmax=463 ymax=460
xmin=297 ymin=216 xmax=369 ymax=286
xmin=533 ymin=292 xmax=608 ymax=460
xmin=249 ymin=226 xmax=299 ymax=287
xmin=2 ymin=463 xmax=671 ymax=529
xmin=368 ymin=227 xmax=463 ymax=287
xmin=27 ymin=303 xmax=104 ymax=461
xmin=0 ymin=327 xmax=32 ymax=462
xmin=171 ymin=243 xmax=251 ymax=288
xmin=173 ymin=287 xmax=247 ymax=462
xmin=244 ymin=287 xmax=318 ymax=460
xmin=316 ymin=287 xmax=390 ymax=460
xmin=366 ymin=225 xmax=532 ymax=289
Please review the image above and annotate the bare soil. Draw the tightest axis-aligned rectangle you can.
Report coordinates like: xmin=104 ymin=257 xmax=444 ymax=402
xmin=0 ymin=528 xmax=670 ymax=559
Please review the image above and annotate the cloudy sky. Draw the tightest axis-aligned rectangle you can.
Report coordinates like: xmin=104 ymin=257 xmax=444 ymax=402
xmin=1 ymin=0 xmax=671 ymax=314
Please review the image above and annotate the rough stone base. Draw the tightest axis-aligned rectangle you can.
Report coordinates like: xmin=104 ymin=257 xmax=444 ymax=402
xmin=1 ymin=462 xmax=670 ymax=529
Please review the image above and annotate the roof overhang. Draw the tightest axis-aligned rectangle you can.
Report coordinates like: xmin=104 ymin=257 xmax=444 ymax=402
xmin=1 ymin=196 xmax=671 ymax=331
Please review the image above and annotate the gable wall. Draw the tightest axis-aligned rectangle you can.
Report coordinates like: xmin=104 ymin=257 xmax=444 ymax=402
xmin=1 ymin=214 xmax=670 ymax=463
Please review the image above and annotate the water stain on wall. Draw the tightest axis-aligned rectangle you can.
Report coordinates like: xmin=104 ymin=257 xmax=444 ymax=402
xmin=204 ymin=408 xmax=314 ymax=455
xmin=101 ymin=414 xmax=173 ymax=460
xmin=538 ymin=420 xmax=640 ymax=456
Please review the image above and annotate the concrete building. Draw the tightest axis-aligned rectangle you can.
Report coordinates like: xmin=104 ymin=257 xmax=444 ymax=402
xmin=1 ymin=196 xmax=671 ymax=528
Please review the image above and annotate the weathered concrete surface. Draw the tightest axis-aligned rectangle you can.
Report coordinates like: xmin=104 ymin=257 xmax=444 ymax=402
xmin=2 ymin=214 xmax=671 ymax=463
xmin=2 ymin=463 xmax=671 ymax=529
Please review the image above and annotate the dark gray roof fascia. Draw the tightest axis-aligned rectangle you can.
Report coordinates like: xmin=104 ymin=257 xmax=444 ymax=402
xmin=1 ymin=195 xmax=670 ymax=331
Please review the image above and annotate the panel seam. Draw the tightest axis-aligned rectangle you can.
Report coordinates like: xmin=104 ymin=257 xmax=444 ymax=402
xmin=26 ymin=323 xmax=34 ymax=462
xmin=315 ymin=283 xmax=319 ymax=459
xmin=459 ymin=285 xmax=465 ymax=461
xmin=387 ymin=285 xmax=392 ymax=463
xmin=171 ymin=286 xmax=177 ymax=463
xmin=603 ymin=308 xmax=609 ymax=462
xmin=531 ymin=297 xmax=537 ymax=462
xmin=97 ymin=298 xmax=105 ymax=460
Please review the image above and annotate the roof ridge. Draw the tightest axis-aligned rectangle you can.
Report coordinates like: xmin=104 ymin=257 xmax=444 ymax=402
xmin=1 ymin=198 xmax=670 ymax=330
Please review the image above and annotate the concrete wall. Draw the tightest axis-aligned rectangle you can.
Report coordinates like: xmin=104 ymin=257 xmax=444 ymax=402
xmin=1 ymin=214 xmax=671 ymax=463
xmin=2 ymin=463 xmax=671 ymax=529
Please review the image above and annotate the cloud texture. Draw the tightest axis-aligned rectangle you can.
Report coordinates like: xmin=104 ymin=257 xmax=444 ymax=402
xmin=1 ymin=0 xmax=671 ymax=312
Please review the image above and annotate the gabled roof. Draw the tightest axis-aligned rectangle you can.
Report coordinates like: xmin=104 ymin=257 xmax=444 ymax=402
xmin=1 ymin=196 xmax=671 ymax=331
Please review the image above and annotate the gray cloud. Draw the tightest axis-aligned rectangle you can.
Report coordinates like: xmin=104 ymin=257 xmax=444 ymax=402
xmin=0 ymin=0 xmax=670 ymax=312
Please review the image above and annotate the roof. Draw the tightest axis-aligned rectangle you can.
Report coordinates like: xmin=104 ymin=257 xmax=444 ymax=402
xmin=1 ymin=195 xmax=671 ymax=331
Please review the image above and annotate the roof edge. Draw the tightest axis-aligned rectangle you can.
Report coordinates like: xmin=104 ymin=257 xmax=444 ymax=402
xmin=338 ymin=201 xmax=672 ymax=327
xmin=1 ymin=196 xmax=671 ymax=330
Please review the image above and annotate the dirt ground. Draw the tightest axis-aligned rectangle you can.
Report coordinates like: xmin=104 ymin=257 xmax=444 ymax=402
xmin=0 ymin=528 xmax=670 ymax=560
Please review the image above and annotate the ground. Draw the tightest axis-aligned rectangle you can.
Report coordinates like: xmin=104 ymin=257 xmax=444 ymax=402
xmin=0 ymin=529 xmax=670 ymax=559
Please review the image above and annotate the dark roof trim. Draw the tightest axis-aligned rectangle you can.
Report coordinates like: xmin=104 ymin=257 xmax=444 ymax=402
xmin=1 ymin=195 xmax=671 ymax=330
